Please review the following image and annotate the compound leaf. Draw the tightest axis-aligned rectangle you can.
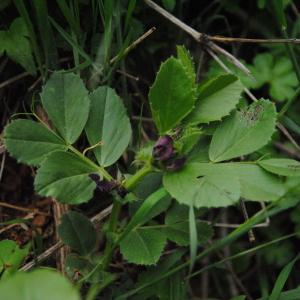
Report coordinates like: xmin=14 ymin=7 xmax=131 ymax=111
xmin=258 ymin=158 xmax=300 ymax=177
xmin=58 ymin=211 xmax=97 ymax=255
xmin=0 ymin=17 xmax=36 ymax=74
xmin=4 ymin=119 xmax=67 ymax=166
xmin=0 ymin=269 xmax=80 ymax=300
xmin=149 ymin=57 xmax=196 ymax=134
xmin=209 ymin=99 xmax=277 ymax=162
xmin=85 ymin=86 xmax=131 ymax=167
xmin=187 ymin=74 xmax=243 ymax=124
xmin=34 ymin=151 xmax=97 ymax=204
xmin=163 ymin=163 xmax=240 ymax=208
xmin=120 ymin=228 xmax=167 ymax=265
xmin=40 ymin=72 xmax=90 ymax=144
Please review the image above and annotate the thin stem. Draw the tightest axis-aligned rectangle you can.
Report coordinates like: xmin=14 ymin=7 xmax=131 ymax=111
xmin=282 ymin=29 xmax=300 ymax=83
xmin=68 ymin=145 xmax=113 ymax=181
xmin=123 ymin=163 xmax=154 ymax=190
xmin=101 ymin=163 xmax=154 ymax=270
xmin=278 ymin=86 xmax=300 ymax=119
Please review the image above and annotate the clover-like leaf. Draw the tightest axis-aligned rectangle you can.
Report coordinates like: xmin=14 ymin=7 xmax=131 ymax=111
xmin=58 ymin=211 xmax=97 ymax=255
xmin=35 ymin=151 xmax=97 ymax=204
xmin=0 ymin=269 xmax=80 ymax=300
xmin=149 ymin=57 xmax=196 ymax=134
xmin=4 ymin=119 xmax=67 ymax=166
xmin=40 ymin=72 xmax=90 ymax=144
xmin=209 ymin=99 xmax=277 ymax=162
xmin=163 ymin=163 xmax=240 ymax=208
xmin=224 ymin=163 xmax=285 ymax=201
xmin=120 ymin=227 xmax=167 ymax=265
xmin=85 ymin=86 xmax=131 ymax=167
xmin=258 ymin=158 xmax=300 ymax=177
xmin=0 ymin=240 xmax=30 ymax=279
xmin=0 ymin=17 xmax=36 ymax=74
xmin=186 ymin=74 xmax=243 ymax=124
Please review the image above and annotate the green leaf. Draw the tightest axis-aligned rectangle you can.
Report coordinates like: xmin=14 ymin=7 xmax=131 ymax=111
xmin=207 ymin=53 xmax=297 ymax=102
xmin=149 ymin=57 xmax=196 ymax=134
xmin=186 ymin=74 xmax=243 ymax=124
xmin=269 ymin=254 xmax=300 ymax=300
xmin=34 ymin=151 xmax=97 ymax=204
xmin=120 ymin=228 xmax=167 ymax=265
xmin=272 ymin=0 xmax=287 ymax=30
xmin=164 ymin=203 xmax=213 ymax=246
xmin=163 ymin=163 xmax=240 ymax=208
xmin=229 ymin=163 xmax=285 ymax=201
xmin=0 ymin=240 xmax=30 ymax=279
xmin=175 ymin=126 xmax=202 ymax=155
xmin=58 ymin=211 xmax=97 ymax=255
xmin=176 ymin=45 xmax=196 ymax=83
xmin=118 ymin=188 xmax=169 ymax=244
xmin=258 ymin=158 xmax=300 ymax=177
xmin=0 ymin=269 xmax=80 ymax=300
xmin=4 ymin=119 xmax=67 ymax=166
xmin=209 ymin=99 xmax=277 ymax=162
xmin=135 ymin=249 xmax=186 ymax=299
xmin=0 ymin=17 xmax=36 ymax=74
xmin=189 ymin=205 xmax=197 ymax=272
xmin=85 ymin=86 xmax=131 ymax=167
xmin=40 ymin=72 xmax=90 ymax=144
xmin=230 ymin=296 xmax=246 ymax=300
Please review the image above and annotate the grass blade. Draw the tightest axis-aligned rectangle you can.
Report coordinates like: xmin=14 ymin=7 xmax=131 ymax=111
xmin=269 ymin=254 xmax=300 ymax=300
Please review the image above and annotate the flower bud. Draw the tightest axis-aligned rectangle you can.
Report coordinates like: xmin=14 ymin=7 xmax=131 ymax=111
xmin=152 ymin=135 xmax=174 ymax=161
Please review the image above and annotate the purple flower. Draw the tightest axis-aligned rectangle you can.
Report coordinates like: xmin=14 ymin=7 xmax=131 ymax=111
xmin=153 ymin=135 xmax=174 ymax=161
xmin=165 ymin=157 xmax=186 ymax=171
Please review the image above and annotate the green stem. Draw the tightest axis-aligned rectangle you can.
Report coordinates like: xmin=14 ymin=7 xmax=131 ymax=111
xmin=278 ymin=86 xmax=300 ymax=118
xmin=124 ymin=163 xmax=154 ymax=190
xmin=68 ymin=145 xmax=113 ymax=181
xmin=283 ymin=29 xmax=300 ymax=83
xmin=101 ymin=163 xmax=154 ymax=270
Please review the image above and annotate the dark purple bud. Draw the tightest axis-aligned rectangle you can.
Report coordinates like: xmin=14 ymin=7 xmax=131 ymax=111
xmin=165 ymin=157 xmax=186 ymax=171
xmin=89 ymin=173 xmax=101 ymax=182
xmin=89 ymin=173 xmax=117 ymax=193
xmin=153 ymin=135 xmax=174 ymax=161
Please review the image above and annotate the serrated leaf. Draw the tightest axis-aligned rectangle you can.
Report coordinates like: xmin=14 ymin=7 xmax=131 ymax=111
xmin=209 ymin=99 xmax=277 ymax=162
xmin=186 ymin=74 xmax=243 ymax=124
xmin=40 ymin=72 xmax=90 ymax=144
xmin=85 ymin=86 xmax=131 ymax=167
xmin=35 ymin=151 xmax=97 ymax=204
xmin=0 ymin=17 xmax=36 ymax=74
xmin=4 ymin=119 xmax=67 ymax=166
xmin=176 ymin=45 xmax=196 ymax=83
xmin=187 ymin=74 xmax=244 ymax=124
xmin=258 ymin=158 xmax=300 ymax=177
xmin=229 ymin=163 xmax=285 ymax=201
xmin=120 ymin=228 xmax=167 ymax=265
xmin=58 ymin=211 xmax=97 ymax=255
xmin=0 ymin=269 xmax=80 ymax=300
xmin=149 ymin=57 xmax=196 ymax=134
xmin=163 ymin=163 xmax=240 ymax=208
xmin=164 ymin=203 xmax=213 ymax=246
xmin=0 ymin=240 xmax=30 ymax=279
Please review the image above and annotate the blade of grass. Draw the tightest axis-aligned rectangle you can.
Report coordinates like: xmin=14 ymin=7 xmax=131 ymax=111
xmin=269 ymin=254 xmax=300 ymax=300
xmin=189 ymin=205 xmax=197 ymax=273
xmin=32 ymin=0 xmax=58 ymax=71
